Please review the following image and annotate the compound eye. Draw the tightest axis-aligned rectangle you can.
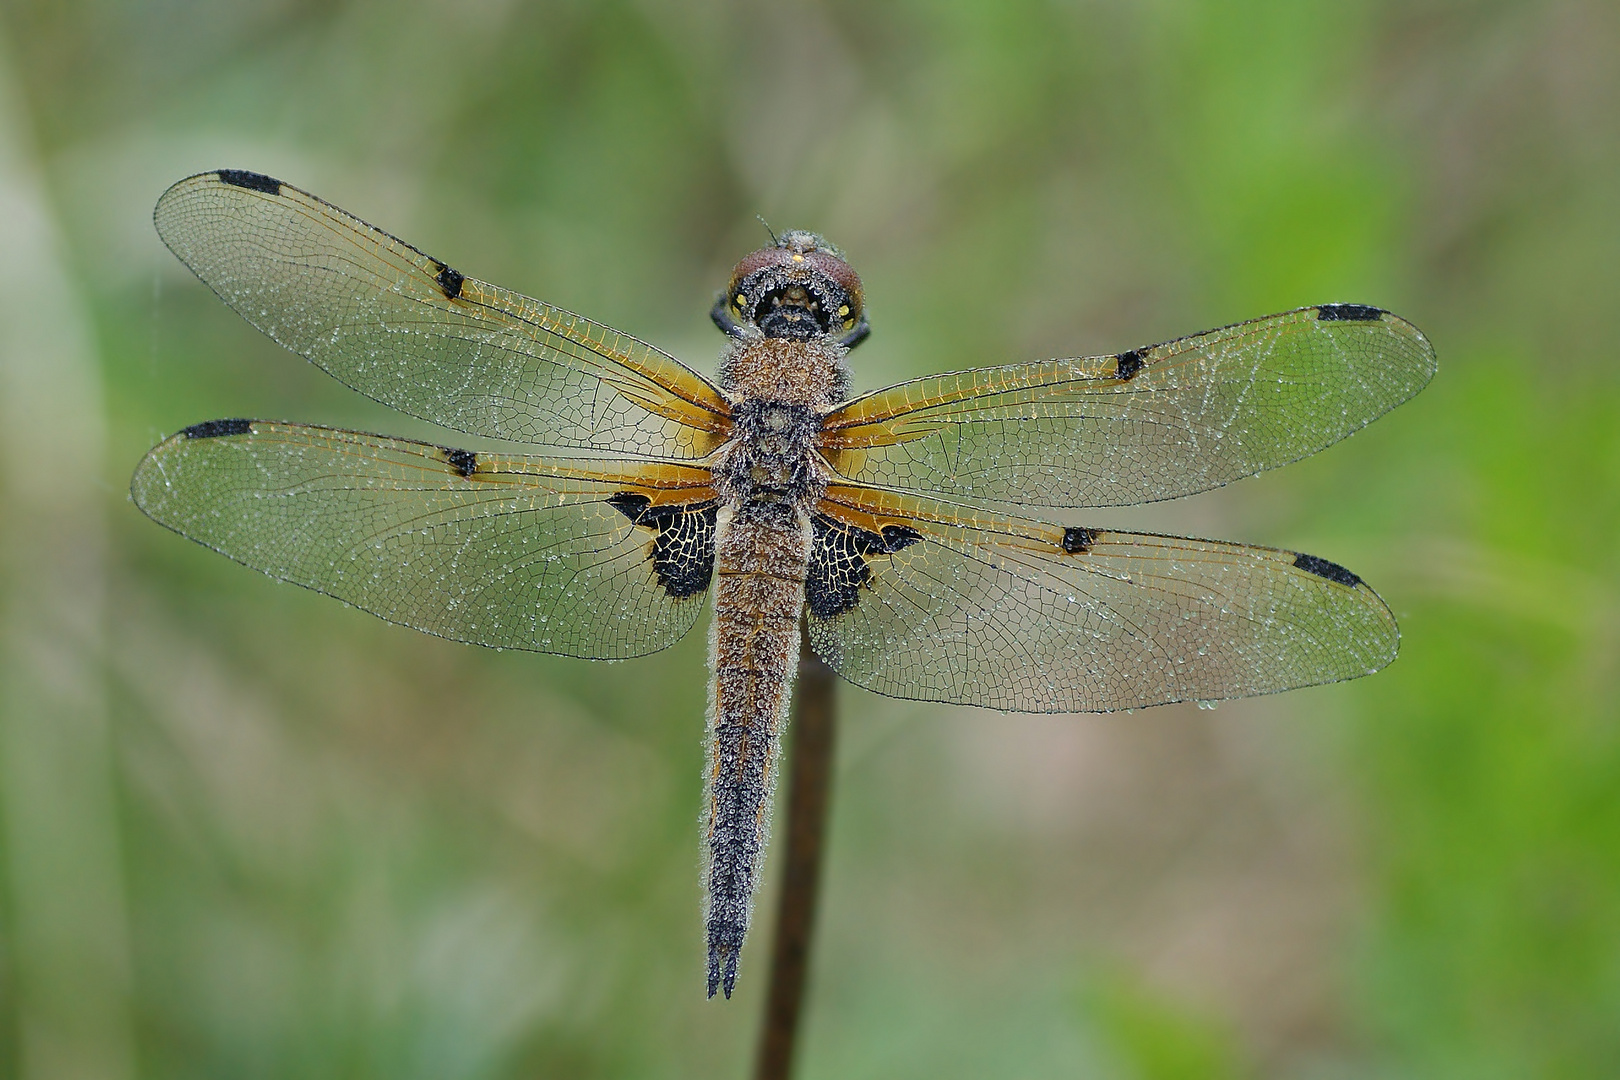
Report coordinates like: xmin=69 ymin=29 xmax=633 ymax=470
xmin=800 ymin=250 xmax=863 ymax=331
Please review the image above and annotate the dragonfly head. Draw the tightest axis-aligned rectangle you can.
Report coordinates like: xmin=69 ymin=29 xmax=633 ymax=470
xmin=712 ymin=231 xmax=869 ymax=349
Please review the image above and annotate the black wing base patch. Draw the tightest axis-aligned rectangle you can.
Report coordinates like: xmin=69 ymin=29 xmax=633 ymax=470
xmin=608 ymin=495 xmax=719 ymax=598
xmin=806 ymin=514 xmax=921 ymax=619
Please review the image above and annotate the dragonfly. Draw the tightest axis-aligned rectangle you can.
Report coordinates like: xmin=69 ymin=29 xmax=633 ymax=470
xmin=133 ymin=169 xmax=1436 ymax=999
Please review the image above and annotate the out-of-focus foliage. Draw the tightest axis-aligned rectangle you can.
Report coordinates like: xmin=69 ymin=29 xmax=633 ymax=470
xmin=0 ymin=0 xmax=1616 ymax=1077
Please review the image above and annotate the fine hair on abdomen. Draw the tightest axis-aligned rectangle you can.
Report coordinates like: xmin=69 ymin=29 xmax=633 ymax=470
xmin=702 ymin=503 xmax=813 ymax=999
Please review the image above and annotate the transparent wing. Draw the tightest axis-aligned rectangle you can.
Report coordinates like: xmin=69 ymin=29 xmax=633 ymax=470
xmin=820 ymin=305 xmax=1436 ymax=509
xmin=153 ymin=170 xmax=731 ymax=457
xmin=806 ymin=483 xmax=1398 ymax=712
xmin=130 ymin=420 xmax=719 ymax=658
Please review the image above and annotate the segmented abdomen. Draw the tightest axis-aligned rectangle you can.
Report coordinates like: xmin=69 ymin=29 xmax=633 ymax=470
xmin=703 ymin=503 xmax=811 ymax=998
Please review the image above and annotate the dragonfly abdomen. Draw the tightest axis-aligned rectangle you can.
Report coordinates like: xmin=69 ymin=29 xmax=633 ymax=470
xmin=703 ymin=502 xmax=814 ymax=999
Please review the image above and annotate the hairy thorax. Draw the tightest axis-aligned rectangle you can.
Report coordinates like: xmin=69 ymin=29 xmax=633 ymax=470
xmin=714 ymin=335 xmax=848 ymax=522
xmin=718 ymin=335 xmax=849 ymax=408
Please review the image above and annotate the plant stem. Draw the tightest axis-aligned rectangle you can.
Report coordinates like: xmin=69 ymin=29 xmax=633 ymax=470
xmin=753 ymin=623 xmax=837 ymax=1080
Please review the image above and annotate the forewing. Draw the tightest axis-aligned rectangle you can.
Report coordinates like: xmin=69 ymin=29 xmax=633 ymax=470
xmin=820 ymin=305 xmax=1435 ymax=509
xmin=806 ymin=483 xmax=1398 ymax=712
xmin=153 ymin=170 xmax=730 ymax=457
xmin=130 ymin=420 xmax=719 ymax=658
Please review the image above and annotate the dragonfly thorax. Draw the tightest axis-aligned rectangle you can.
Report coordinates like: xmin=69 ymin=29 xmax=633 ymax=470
xmin=715 ymin=399 xmax=825 ymax=529
xmin=717 ymin=335 xmax=850 ymax=407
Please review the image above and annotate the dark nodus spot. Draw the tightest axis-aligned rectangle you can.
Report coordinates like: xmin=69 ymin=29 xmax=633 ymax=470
xmin=216 ymin=169 xmax=282 ymax=195
xmin=1316 ymin=303 xmax=1385 ymax=323
xmin=1062 ymin=527 xmax=1098 ymax=554
xmin=443 ymin=447 xmax=478 ymax=477
xmin=434 ymin=262 xmax=464 ymax=300
xmin=182 ymin=418 xmax=252 ymax=440
xmin=1293 ymin=552 xmax=1362 ymax=587
xmin=1114 ymin=349 xmax=1146 ymax=380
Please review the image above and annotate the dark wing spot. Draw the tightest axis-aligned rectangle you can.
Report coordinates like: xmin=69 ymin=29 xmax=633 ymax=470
xmin=182 ymin=418 xmax=253 ymax=439
xmin=1293 ymin=552 xmax=1362 ymax=587
xmin=1061 ymin=526 xmax=1098 ymax=554
xmin=807 ymin=517 xmax=921 ymax=619
xmin=216 ymin=169 xmax=282 ymax=195
xmin=433 ymin=261 xmax=464 ymax=300
xmin=880 ymin=524 xmax=922 ymax=551
xmin=609 ymin=494 xmax=718 ymax=599
xmin=1114 ymin=349 xmax=1146 ymax=380
xmin=606 ymin=492 xmax=652 ymax=521
xmin=442 ymin=447 xmax=478 ymax=477
xmin=1316 ymin=303 xmax=1385 ymax=322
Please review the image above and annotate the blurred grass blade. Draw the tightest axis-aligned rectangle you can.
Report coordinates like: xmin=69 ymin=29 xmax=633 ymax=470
xmin=0 ymin=28 xmax=135 ymax=1080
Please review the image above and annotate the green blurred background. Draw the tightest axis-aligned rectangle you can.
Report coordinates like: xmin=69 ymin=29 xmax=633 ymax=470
xmin=0 ymin=1 xmax=1616 ymax=1077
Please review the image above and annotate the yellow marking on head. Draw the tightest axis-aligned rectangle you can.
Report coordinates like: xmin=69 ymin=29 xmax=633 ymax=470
xmin=837 ymin=304 xmax=849 ymax=316
xmin=791 ymin=253 xmax=803 ymax=262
